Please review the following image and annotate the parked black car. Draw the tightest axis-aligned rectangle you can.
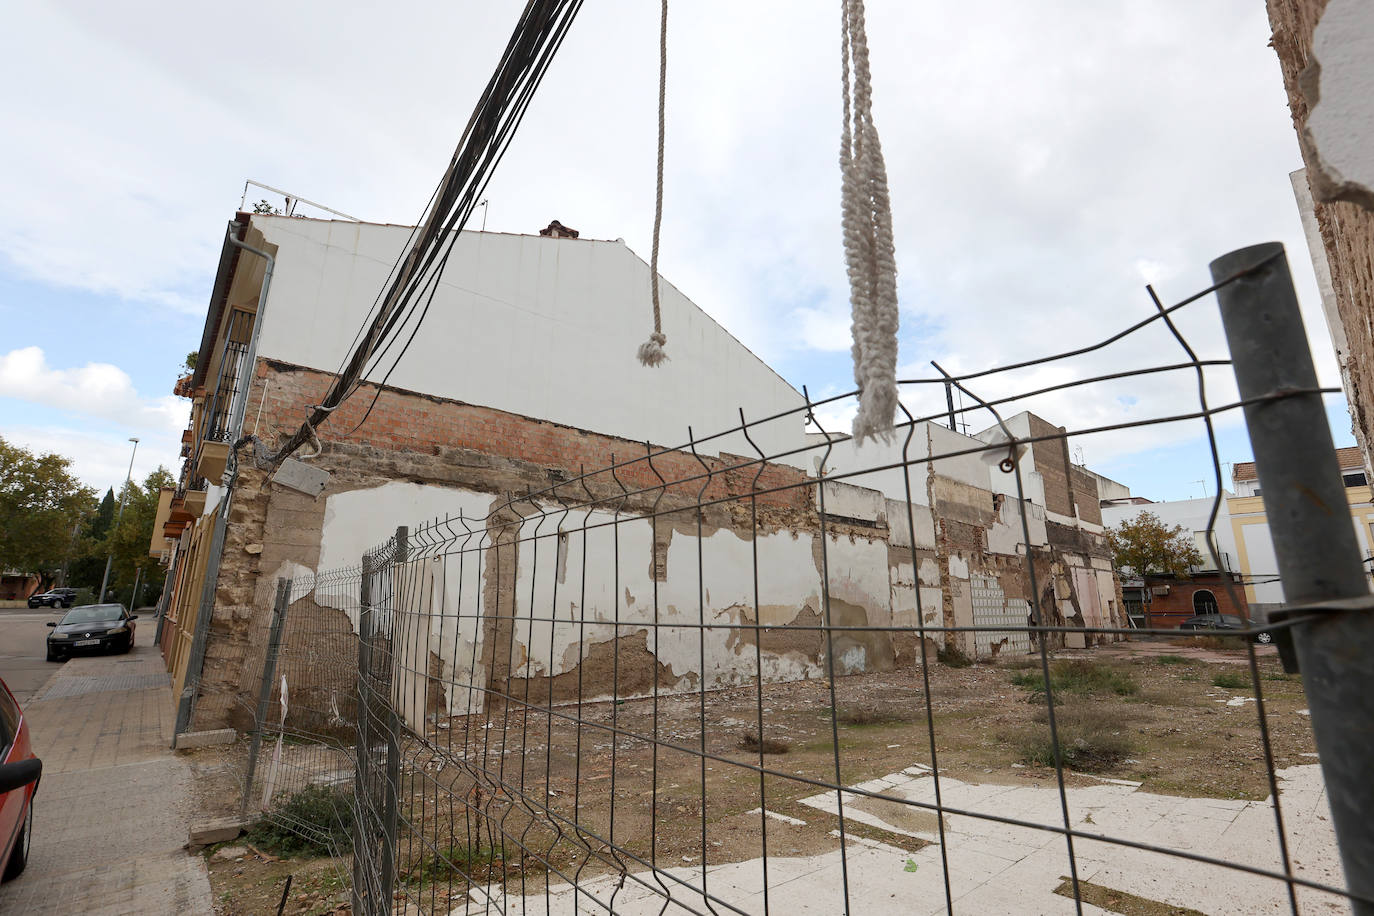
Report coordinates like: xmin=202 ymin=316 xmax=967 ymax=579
xmin=45 ymin=604 xmax=137 ymax=662
xmin=1178 ymin=613 xmax=1273 ymax=644
xmin=26 ymin=588 xmax=77 ymax=609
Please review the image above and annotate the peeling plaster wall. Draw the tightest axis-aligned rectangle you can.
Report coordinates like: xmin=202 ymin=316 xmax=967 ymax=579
xmin=305 ymin=481 xmax=899 ymax=725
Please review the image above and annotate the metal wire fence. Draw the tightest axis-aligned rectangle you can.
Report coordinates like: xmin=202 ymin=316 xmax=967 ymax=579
xmin=231 ymin=245 xmax=1370 ymax=915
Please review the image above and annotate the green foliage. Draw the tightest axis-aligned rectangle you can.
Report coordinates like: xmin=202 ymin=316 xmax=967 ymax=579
xmin=1156 ymin=654 xmax=1188 ymax=666
xmin=0 ymin=437 xmax=96 ymax=583
xmin=409 ymin=842 xmax=497 ymax=882
xmin=251 ymin=199 xmax=282 ymax=215
xmin=1107 ymin=511 xmax=1205 ymax=578
xmin=245 ymin=785 xmax=355 ymax=857
xmin=1011 ymin=660 xmax=1139 ymax=701
xmin=1212 ymin=671 xmax=1250 ymax=690
xmin=102 ymin=468 xmax=175 ymax=599
xmin=183 ymin=351 xmax=197 ymax=372
xmin=91 ymin=489 xmax=116 ymax=539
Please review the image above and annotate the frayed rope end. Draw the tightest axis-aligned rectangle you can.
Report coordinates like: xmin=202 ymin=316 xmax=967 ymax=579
xmin=637 ymin=332 xmax=669 ymax=367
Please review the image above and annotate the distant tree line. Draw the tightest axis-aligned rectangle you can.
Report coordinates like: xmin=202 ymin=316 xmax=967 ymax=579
xmin=0 ymin=436 xmax=173 ymax=608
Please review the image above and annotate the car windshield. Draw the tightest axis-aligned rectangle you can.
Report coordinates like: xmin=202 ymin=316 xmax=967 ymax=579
xmin=61 ymin=605 xmax=123 ymax=624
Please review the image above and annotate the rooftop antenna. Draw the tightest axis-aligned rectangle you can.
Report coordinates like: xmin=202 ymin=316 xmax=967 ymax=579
xmin=478 ymin=199 xmax=490 ymax=231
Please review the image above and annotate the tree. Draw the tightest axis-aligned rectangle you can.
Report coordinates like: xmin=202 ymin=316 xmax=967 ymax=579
xmin=1107 ymin=511 xmax=1205 ymax=578
xmin=104 ymin=467 xmax=175 ymax=606
xmin=0 ymin=437 xmax=97 ymax=584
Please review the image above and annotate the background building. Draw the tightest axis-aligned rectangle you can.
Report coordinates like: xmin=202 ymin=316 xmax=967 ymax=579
xmin=154 ymin=212 xmax=1123 ymax=735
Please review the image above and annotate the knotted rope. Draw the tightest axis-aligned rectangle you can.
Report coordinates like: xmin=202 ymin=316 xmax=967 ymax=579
xmin=840 ymin=0 xmax=899 ymax=443
xmin=637 ymin=0 xmax=670 ymax=367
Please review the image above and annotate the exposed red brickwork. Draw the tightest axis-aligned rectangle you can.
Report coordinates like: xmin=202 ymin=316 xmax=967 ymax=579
xmin=250 ymin=359 xmax=812 ymax=513
xmin=1140 ymin=573 xmax=1250 ymax=628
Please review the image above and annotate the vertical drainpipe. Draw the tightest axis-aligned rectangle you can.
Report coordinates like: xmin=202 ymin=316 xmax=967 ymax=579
xmin=175 ymin=221 xmax=276 ymax=737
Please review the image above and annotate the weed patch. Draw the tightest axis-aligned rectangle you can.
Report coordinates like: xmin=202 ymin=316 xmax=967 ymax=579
xmin=937 ymin=643 xmax=973 ymax=668
xmin=245 ymin=784 xmax=355 ymax=857
xmin=1155 ymin=655 xmax=1187 ymax=666
xmin=837 ymin=707 xmax=909 ymax=727
xmin=1011 ymin=660 xmax=1138 ymax=701
xmin=407 ymin=842 xmax=498 ymax=882
xmin=1016 ymin=707 xmax=1134 ymax=773
xmin=1211 ymin=671 xmax=1250 ymax=690
xmin=737 ymin=732 xmax=790 ymax=755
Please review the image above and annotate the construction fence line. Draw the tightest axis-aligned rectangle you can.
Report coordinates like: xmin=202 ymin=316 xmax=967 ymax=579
xmin=210 ymin=245 xmax=1371 ymax=915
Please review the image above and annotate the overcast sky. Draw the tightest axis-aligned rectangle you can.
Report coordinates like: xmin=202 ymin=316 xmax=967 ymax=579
xmin=0 ymin=1 xmax=1353 ymax=501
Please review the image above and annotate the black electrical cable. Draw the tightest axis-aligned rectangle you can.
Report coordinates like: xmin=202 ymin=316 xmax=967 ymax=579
xmin=268 ymin=0 xmax=585 ymax=465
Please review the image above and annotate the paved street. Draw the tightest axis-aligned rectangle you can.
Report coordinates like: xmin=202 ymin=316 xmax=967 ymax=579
xmin=0 ymin=613 xmax=214 ymax=915
xmin=0 ymin=608 xmax=68 ymax=704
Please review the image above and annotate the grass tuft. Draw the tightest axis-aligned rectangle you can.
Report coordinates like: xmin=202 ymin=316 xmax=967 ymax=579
xmin=1155 ymin=654 xmax=1187 ymax=666
xmin=409 ymin=842 xmax=499 ymax=881
xmin=1011 ymin=660 xmax=1138 ymax=701
xmin=1211 ymin=671 xmax=1250 ymax=690
xmin=1016 ymin=707 xmax=1134 ymax=773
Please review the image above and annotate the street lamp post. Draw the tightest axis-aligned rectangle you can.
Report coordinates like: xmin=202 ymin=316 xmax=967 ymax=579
xmin=98 ymin=437 xmax=139 ymax=604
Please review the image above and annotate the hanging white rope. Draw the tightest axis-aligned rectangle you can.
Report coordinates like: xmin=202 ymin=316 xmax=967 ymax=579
xmin=840 ymin=0 xmax=899 ymax=444
xmin=637 ymin=0 xmax=670 ymax=367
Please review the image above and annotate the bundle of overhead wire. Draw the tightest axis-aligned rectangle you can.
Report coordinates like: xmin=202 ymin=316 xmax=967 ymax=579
xmin=267 ymin=0 xmax=584 ymax=466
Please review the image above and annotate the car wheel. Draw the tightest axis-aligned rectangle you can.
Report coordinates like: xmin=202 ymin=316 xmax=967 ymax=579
xmin=2 ymin=798 xmax=32 ymax=881
xmin=122 ymin=634 xmax=133 ymax=654
xmin=1254 ymin=631 xmax=1274 ymax=645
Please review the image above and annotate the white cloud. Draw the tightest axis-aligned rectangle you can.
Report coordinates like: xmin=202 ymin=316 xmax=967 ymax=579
xmin=0 ymin=347 xmax=188 ymax=435
xmin=1 ymin=424 xmax=176 ymax=493
xmin=0 ymin=0 xmax=1344 ymax=491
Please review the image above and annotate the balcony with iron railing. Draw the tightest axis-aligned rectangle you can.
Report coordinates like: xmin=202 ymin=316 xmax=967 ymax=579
xmin=192 ymin=308 xmax=255 ymax=483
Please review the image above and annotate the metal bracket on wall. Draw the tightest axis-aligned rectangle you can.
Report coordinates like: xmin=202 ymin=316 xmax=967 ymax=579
xmin=272 ymin=457 xmax=331 ymax=497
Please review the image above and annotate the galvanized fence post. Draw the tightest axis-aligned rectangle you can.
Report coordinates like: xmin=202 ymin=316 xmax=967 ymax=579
xmin=1212 ymin=242 xmax=1374 ymax=912
xmin=240 ymin=577 xmax=292 ymax=820
xmin=379 ymin=527 xmax=407 ymax=912
xmin=353 ymin=553 xmax=373 ymax=915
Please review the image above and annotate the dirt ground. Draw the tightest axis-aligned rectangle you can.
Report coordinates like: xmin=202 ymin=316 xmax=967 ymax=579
xmin=204 ymin=639 xmax=1314 ymax=915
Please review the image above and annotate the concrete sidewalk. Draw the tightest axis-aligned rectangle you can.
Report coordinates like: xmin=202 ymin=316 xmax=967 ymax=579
xmin=0 ymin=631 xmax=214 ymax=915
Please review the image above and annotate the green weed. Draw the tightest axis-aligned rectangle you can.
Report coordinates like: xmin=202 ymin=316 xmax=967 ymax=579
xmin=1212 ymin=671 xmax=1250 ymax=690
xmin=245 ymin=784 xmax=355 ymax=857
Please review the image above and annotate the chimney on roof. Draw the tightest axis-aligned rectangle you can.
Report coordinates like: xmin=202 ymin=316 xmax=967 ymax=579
xmin=539 ymin=220 xmax=579 ymax=239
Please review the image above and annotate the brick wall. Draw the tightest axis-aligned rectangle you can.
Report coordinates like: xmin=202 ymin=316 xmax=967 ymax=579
xmin=1027 ymin=415 xmax=1075 ymax=518
xmin=1142 ymin=574 xmax=1250 ymax=627
xmin=1267 ymin=0 xmax=1374 ymax=469
xmin=188 ymin=360 xmax=873 ymax=730
xmin=1069 ymin=467 xmax=1103 ymax=527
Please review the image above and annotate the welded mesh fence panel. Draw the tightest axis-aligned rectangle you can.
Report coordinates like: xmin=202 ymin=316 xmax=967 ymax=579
xmin=246 ymin=254 xmax=1369 ymax=915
